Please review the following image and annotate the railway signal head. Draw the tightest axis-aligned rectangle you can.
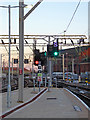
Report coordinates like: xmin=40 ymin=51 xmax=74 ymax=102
xmin=35 ymin=61 xmax=39 ymax=65
xmin=47 ymin=38 xmax=59 ymax=57
xmin=44 ymin=51 xmax=47 ymax=56
xmin=53 ymin=51 xmax=59 ymax=57
xmin=34 ymin=49 xmax=40 ymax=66
xmin=53 ymin=39 xmax=59 ymax=57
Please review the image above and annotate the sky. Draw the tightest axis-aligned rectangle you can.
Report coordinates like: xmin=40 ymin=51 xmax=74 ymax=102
xmin=0 ymin=0 xmax=89 ymax=68
xmin=0 ymin=0 xmax=88 ymax=35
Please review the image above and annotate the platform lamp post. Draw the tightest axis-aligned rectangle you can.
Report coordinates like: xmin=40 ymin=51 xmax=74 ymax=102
xmin=78 ymin=44 xmax=81 ymax=83
xmin=0 ymin=0 xmax=43 ymax=105
xmin=0 ymin=4 xmax=27 ymax=107
xmin=18 ymin=0 xmax=43 ymax=102
xmin=62 ymin=54 xmax=65 ymax=81
xmin=0 ymin=5 xmax=12 ymax=107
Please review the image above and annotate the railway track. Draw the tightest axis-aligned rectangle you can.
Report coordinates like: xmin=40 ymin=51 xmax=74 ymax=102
xmin=67 ymin=86 xmax=90 ymax=108
xmin=58 ymin=81 xmax=90 ymax=91
xmin=0 ymin=84 xmax=18 ymax=93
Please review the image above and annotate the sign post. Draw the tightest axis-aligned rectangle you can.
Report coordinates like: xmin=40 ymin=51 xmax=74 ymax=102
xmin=47 ymin=74 xmax=50 ymax=92
xmin=37 ymin=73 xmax=42 ymax=92
xmin=45 ymin=75 xmax=47 ymax=87
xmin=32 ymin=74 xmax=36 ymax=92
xmin=38 ymin=61 xmax=42 ymax=92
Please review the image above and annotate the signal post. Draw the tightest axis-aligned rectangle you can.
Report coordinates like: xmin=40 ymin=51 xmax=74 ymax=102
xmin=37 ymin=61 xmax=42 ymax=92
xmin=47 ymin=38 xmax=59 ymax=87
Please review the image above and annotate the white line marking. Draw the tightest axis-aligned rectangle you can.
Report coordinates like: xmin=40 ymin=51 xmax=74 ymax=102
xmin=64 ymin=88 xmax=90 ymax=111
xmin=4 ymin=88 xmax=47 ymax=118
xmin=2 ymin=88 xmax=47 ymax=117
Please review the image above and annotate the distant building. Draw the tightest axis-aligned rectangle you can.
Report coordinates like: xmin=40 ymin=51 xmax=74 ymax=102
xmin=53 ymin=45 xmax=90 ymax=74
xmin=88 ymin=1 xmax=90 ymax=42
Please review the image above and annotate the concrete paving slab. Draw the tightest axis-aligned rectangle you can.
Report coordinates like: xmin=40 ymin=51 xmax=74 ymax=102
xmin=1 ymin=87 xmax=44 ymax=115
xmin=5 ymin=88 xmax=89 ymax=118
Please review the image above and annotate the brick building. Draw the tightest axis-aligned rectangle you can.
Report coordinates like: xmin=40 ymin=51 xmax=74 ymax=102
xmin=53 ymin=45 xmax=90 ymax=74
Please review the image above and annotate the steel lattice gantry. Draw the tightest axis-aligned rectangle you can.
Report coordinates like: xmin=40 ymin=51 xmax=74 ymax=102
xmin=0 ymin=34 xmax=87 ymax=39
xmin=0 ymin=34 xmax=89 ymax=47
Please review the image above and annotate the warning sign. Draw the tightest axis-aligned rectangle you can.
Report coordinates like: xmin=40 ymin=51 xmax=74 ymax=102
xmin=38 ymin=76 xmax=41 ymax=81
xmin=19 ymin=69 xmax=22 ymax=75
xmin=37 ymin=73 xmax=42 ymax=82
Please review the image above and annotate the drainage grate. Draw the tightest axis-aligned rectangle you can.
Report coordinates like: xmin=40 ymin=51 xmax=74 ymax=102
xmin=73 ymin=106 xmax=82 ymax=111
xmin=47 ymin=98 xmax=57 ymax=100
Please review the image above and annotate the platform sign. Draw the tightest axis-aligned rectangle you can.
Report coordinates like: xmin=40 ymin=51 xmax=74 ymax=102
xmin=38 ymin=73 xmax=42 ymax=77
xmin=19 ymin=69 xmax=22 ymax=75
xmin=38 ymin=76 xmax=41 ymax=81
xmin=38 ymin=73 xmax=42 ymax=82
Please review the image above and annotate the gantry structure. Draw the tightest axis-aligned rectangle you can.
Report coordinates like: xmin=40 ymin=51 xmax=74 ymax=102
xmin=0 ymin=34 xmax=88 ymax=47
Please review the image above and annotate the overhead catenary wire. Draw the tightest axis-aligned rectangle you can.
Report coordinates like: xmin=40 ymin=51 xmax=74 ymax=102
xmin=65 ymin=0 xmax=87 ymax=58
xmin=24 ymin=39 xmax=33 ymax=51
xmin=1 ymin=40 xmax=8 ymax=54
xmin=59 ymin=0 xmax=83 ymax=55
xmin=65 ymin=0 xmax=81 ymax=32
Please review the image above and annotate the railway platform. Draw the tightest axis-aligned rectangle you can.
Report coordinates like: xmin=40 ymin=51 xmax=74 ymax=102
xmin=0 ymin=87 xmax=45 ymax=119
xmin=1 ymin=87 xmax=89 ymax=119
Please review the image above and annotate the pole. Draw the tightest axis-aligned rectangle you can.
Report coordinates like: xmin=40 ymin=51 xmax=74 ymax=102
xmin=0 ymin=54 xmax=2 ymax=78
xmin=7 ymin=5 xmax=11 ymax=107
xmin=49 ymin=60 xmax=52 ymax=87
xmin=48 ymin=36 xmax=52 ymax=87
xmin=47 ymin=36 xmax=50 ymax=74
xmin=32 ymin=40 xmax=35 ymax=75
xmin=72 ymin=58 xmax=74 ymax=74
xmin=39 ymin=81 xmax=40 ymax=92
xmin=48 ymin=78 xmax=50 ymax=92
xmin=33 ymin=79 xmax=35 ymax=92
xmin=0 ymin=54 xmax=2 ymax=79
xmin=88 ymin=1 xmax=90 ymax=43
xmin=18 ymin=1 xmax=24 ymax=102
xmin=78 ymin=46 xmax=81 ymax=82
xmin=63 ymin=54 xmax=65 ymax=80
xmin=66 ymin=53 xmax=68 ymax=80
xmin=56 ymin=78 xmax=57 ymax=88
xmin=0 ymin=54 xmax=2 ymax=115
xmin=12 ymin=58 xmax=13 ymax=81
xmin=45 ymin=76 xmax=46 ymax=87
xmin=3 ymin=60 xmax=5 ymax=72
xmin=16 ymin=55 xmax=18 ymax=75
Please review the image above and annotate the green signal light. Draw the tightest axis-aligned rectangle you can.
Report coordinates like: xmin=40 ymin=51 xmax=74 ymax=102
xmin=54 ymin=51 xmax=58 ymax=56
xmin=44 ymin=52 xmax=47 ymax=56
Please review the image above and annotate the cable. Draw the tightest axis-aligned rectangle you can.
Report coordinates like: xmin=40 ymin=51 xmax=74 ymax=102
xmin=1 ymin=39 xmax=8 ymax=54
xmin=65 ymin=0 xmax=82 ymax=32
xmin=24 ymin=39 xmax=33 ymax=51
xmin=70 ymin=39 xmax=87 ymax=58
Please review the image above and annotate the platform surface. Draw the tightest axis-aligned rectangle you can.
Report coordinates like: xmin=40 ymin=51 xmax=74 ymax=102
xmin=4 ymin=88 xmax=89 ymax=118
